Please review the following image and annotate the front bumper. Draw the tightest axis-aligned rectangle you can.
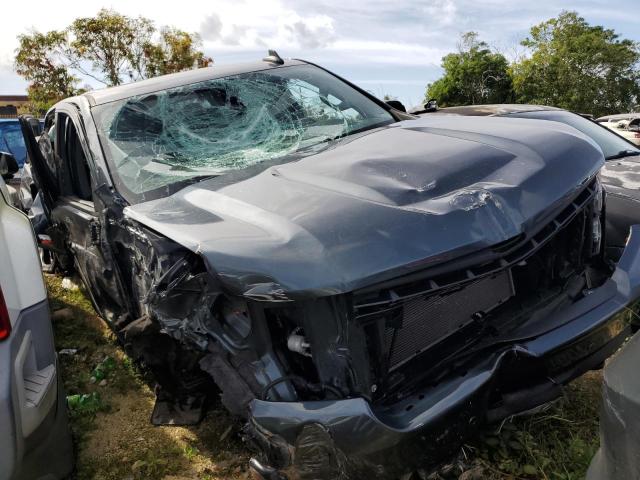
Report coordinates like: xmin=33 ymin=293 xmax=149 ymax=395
xmin=247 ymin=226 xmax=640 ymax=480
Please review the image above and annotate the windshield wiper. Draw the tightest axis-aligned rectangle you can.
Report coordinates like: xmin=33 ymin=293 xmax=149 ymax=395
xmin=605 ymin=149 xmax=640 ymax=160
xmin=187 ymin=174 xmax=219 ymax=184
xmin=323 ymin=119 xmax=394 ymax=144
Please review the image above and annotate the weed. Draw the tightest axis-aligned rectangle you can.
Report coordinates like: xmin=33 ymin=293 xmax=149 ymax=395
xmin=184 ymin=443 xmax=201 ymax=460
xmin=463 ymin=373 xmax=602 ymax=479
xmin=67 ymin=392 xmax=108 ymax=417
xmin=90 ymin=356 xmax=117 ymax=382
xmin=46 ymin=274 xmax=249 ymax=479
xmin=131 ymin=454 xmax=173 ymax=479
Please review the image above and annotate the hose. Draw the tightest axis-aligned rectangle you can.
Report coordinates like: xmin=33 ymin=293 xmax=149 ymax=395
xmin=260 ymin=375 xmax=344 ymax=401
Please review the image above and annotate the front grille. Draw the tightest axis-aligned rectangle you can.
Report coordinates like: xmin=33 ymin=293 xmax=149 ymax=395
xmin=354 ymin=178 xmax=599 ymax=313
xmin=355 ymin=177 xmax=600 ymax=398
xmin=385 ymin=270 xmax=514 ymax=369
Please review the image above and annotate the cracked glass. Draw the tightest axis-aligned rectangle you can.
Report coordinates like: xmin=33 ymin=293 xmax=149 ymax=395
xmin=93 ymin=64 xmax=394 ymax=201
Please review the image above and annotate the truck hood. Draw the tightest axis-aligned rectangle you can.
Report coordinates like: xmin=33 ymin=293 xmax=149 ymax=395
xmin=124 ymin=116 xmax=603 ymax=298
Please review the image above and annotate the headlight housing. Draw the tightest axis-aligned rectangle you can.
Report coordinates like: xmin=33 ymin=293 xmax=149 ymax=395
xmin=591 ymin=216 xmax=602 ymax=256
xmin=591 ymin=177 xmax=604 ymax=256
xmin=593 ymin=177 xmax=604 ymax=214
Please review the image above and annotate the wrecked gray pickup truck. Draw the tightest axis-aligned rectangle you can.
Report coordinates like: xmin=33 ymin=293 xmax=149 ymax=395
xmin=17 ymin=55 xmax=640 ymax=479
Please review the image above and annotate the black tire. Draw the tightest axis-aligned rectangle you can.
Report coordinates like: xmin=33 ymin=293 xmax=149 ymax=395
xmin=39 ymin=247 xmax=58 ymax=273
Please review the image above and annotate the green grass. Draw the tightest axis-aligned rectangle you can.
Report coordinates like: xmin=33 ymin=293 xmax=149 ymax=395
xmin=463 ymin=373 xmax=602 ymax=479
xmin=46 ymin=273 xmax=604 ymax=480
xmin=46 ymin=274 xmax=248 ymax=479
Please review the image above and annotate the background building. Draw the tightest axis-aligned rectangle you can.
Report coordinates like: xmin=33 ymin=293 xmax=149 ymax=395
xmin=0 ymin=95 xmax=29 ymax=118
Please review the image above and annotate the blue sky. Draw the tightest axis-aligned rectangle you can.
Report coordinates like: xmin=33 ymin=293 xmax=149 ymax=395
xmin=1 ymin=0 xmax=639 ymax=108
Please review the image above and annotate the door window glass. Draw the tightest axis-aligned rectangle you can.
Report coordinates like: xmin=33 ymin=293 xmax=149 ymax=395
xmin=37 ymin=112 xmax=58 ymax=177
xmin=58 ymin=114 xmax=93 ymax=201
xmin=0 ymin=122 xmax=28 ymax=167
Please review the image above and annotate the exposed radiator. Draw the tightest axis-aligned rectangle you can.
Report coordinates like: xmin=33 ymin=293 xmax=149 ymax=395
xmin=385 ymin=270 xmax=514 ymax=370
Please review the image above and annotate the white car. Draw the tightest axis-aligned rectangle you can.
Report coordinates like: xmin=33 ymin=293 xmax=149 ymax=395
xmin=597 ymin=113 xmax=640 ymax=146
xmin=0 ymin=151 xmax=73 ymax=480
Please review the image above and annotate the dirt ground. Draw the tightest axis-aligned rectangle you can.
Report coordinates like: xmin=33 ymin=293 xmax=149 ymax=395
xmin=48 ymin=275 xmax=250 ymax=480
xmin=46 ymin=273 xmax=606 ymax=480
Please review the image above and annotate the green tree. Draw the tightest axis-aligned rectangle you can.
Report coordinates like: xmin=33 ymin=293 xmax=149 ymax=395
xmin=14 ymin=30 xmax=80 ymax=112
xmin=142 ymin=28 xmax=212 ymax=78
xmin=426 ymin=32 xmax=514 ymax=106
xmin=512 ymin=11 xmax=640 ymax=116
xmin=69 ymin=9 xmax=155 ymax=86
xmin=14 ymin=9 xmax=212 ymax=109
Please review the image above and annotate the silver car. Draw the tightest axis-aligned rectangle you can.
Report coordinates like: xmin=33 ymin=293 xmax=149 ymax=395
xmin=0 ymin=151 xmax=73 ymax=480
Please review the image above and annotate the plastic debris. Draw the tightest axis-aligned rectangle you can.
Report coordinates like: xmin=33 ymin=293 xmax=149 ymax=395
xmin=61 ymin=277 xmax=79 ymax=290
xmin=59 ymin=348 xmax=78 ymax=356
xmin=91 ymin=356 xmax=117 ymax=383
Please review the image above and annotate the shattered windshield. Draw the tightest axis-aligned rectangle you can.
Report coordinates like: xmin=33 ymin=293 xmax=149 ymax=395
xmin=92 ymin=64 xmax=394 ymax=201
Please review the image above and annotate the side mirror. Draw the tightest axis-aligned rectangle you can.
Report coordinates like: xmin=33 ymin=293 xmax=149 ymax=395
xmin=0 ymin=152 xmax=19 ymax=180
xmin=423 ymin=99 xmax=438 ymax=112
xmin=386 ymin=100 xmax=407 ymax=112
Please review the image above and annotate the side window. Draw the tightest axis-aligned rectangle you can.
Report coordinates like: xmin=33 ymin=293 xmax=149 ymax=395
xmin=58 ymin=114 xmax=93 ymax=201
xmin=0 ymin=123 xmax=27 ymax=167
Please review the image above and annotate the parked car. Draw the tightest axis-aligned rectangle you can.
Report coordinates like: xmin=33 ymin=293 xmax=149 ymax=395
xmin=597 ymin=114 xmax=640 ymax=146
xmin=586 ymin=331 xmax=640 ymax=480
xmin=0 ymin=153 xmax=74 ymax=480
xmin=17 ymin=56 xmax=640 ymax=479
xmin=0 ymin=120 xmax=29 ymax=167
xmin=411 ymin=104 xmax=640 ymax=260
xmin=0 ymin=118 xmax=43 ymax=210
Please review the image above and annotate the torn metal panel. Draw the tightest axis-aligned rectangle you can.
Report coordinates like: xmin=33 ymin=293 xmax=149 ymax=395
xmin=199 ymin=343 xmax=261 ymax=417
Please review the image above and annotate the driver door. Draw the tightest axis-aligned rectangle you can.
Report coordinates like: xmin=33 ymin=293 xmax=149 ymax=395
xmin=19 ymin=108 xmax=128 ymax=322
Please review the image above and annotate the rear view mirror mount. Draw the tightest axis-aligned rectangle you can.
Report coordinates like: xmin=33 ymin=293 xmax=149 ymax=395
xmin=423 ymin=99 xmax=438 ymax=112
xmin=386 ymin=100 xmax=407 ymax=112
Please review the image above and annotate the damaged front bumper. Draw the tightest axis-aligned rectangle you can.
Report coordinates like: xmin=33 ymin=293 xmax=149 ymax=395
xmin=246 ymin=226 xmax=640 ymax=480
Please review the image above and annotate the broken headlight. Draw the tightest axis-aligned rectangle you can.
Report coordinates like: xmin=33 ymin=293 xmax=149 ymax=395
xmin=591 ymin=178 xmax=604 ymax=256
xmin=591 ymin=217 xmax=602 ymax=256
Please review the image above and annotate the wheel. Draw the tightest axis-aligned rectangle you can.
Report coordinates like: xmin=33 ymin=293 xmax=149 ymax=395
xmin=39 ymin=247 xmax=58 ymax=273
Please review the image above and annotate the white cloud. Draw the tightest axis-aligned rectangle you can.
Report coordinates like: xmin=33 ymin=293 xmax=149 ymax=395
xmin=200 ymin=14 xmax=223 ymax=40
xmin=198 ymin=3 xmax=337 ymax=50
xmin=424 ymin=0 xmax=458 ymax=26
xmin=285 ymin=16 xmax=335 ymax=49
xmin=1 ymin=0 xmax=640 ymax=103
xmin=326 ymin=40 xmax=448 ymax=66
